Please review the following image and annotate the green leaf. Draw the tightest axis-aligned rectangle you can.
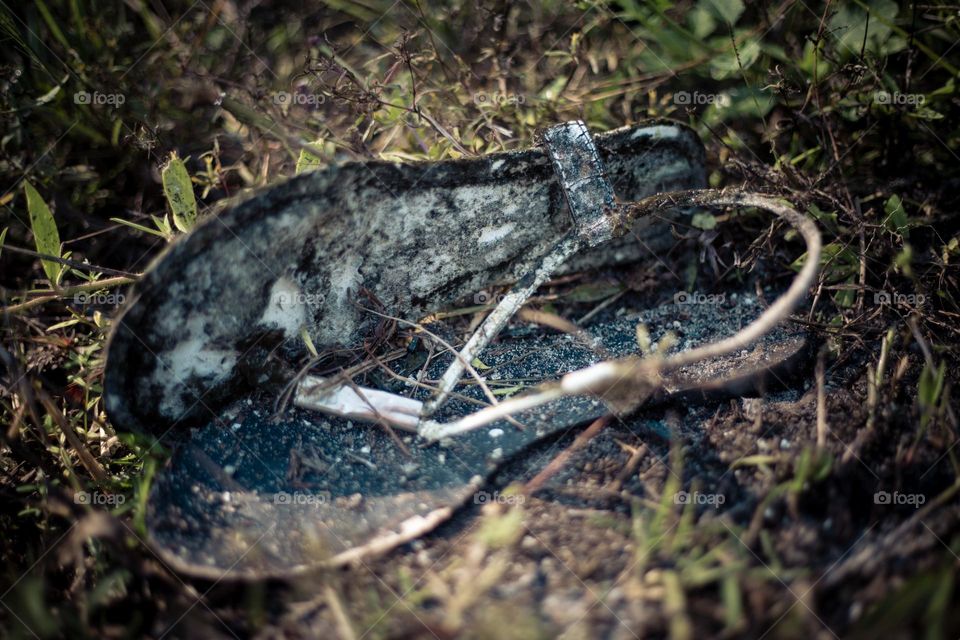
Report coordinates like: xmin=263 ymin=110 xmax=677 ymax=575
xmin=834 ymin=281 xmax=857 ymax=308
xmin=688 ymin=3 xmax=717 ymax=38
xmin=296 ymin=146 xmax=324 ymax=174
xmin=798 ymin=40 xmax=831 ymax=78
xmin=161 ymin=152 xmax=198 ymax=233
xmin=918 ymin=361 xmax=945 ymax=409
xmin=855 ymin=565 xmax=953 ymax=639
xmin=709 ymin=39 xmax=760 ymax=79
xmin=702 ymin=0 xmax=744 ymax=25
xmin=703 ymin=86 xmax=774 ymax=126
xmin=492 ymin=385 xmax=523 ymax=397
xmin=806 ymin=204 xmax=839 ymax=234
xmin=24 ymin=182 xmax=63 ymax=285
xmin=0 ymin=227 xmax=7 ymax=259
xmin=907 ymin=106 xmax=944 ymax=121
xmin=151 ymin=214 xmax=174 ymax=238
xmin=792 ymin=241 xmax=858 ymax=282
xmin=894 ymin=245 xmax=914 ymax=277
xmin=110 ymin=216 xmax=171 ymax=240
xmin=942 ymin=237 xmax=959 ymax=263
xmin=476 ymin=506 xmax=524 ymax=548
xmin=918 ymin=361 xmax=946 ymax=431
xmin=691 ymin=211 xmax=718 ymax=230
xmin=721 ymin=573 xmax=743 ymax=633
xmin=828 ymin=1 xmax=899 ymax=59
xmin=883 ymin=194 xmax=909 ymax=240
xmin=34 ymin=0 xmax=71 ymax=50
xmin=538 ymin=75 xmax=569 ymax=102
xmin=926 ymin=564 xmax=954 ymax=640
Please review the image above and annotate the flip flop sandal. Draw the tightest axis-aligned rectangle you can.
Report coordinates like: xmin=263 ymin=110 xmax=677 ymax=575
xmin=104 ymin=119 xmax=821 ymax=579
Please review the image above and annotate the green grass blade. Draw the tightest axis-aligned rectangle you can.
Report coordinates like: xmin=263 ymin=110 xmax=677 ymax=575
xmin=33 ymin=0 xmax=71 ymax=51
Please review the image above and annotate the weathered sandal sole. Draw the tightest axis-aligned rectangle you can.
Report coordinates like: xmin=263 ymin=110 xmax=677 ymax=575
xmin=146 ymin=292 xmax=811 ymax=580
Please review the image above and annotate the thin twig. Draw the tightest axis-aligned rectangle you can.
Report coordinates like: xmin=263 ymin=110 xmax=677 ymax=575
xmin=37 ymin=389 xmax=109 ymax=487
xmin=524 ymin=415 xmax=611 ymax=494
xmin=816 ymin=348 xmax=828 ymax=448
xmin=577 ymin=290 xmax=625 ymax=325
xmin=324 ymin=585 xmax=358 ymax=640
xmin=608 ymin=441 xmax=649 ymax=492
xmin=4 ymin=276 xmax=137 ymax=315
xmin=358 ymin=305 xmax=504 ymax=411
xmin=2 ymin=244 xmax=141 ymax=278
